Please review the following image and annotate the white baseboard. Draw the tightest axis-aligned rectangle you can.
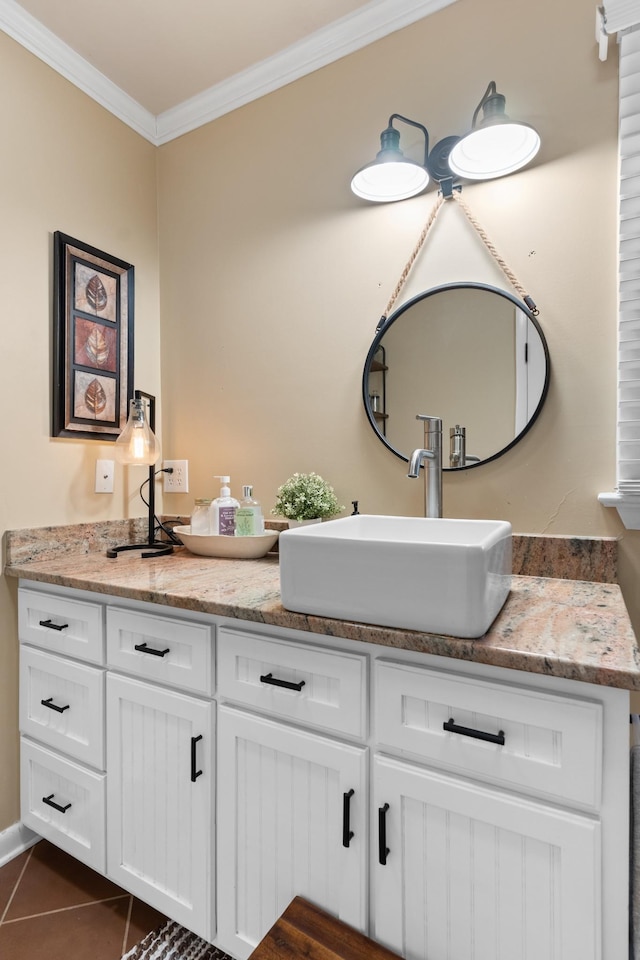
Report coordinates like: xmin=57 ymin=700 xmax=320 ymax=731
xmin=0 ymin=822 xmax=40 ymax=868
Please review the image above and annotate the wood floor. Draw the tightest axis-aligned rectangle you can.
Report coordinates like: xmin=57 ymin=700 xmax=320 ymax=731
xmin=0 ymin=839 xmax=167 ymax=960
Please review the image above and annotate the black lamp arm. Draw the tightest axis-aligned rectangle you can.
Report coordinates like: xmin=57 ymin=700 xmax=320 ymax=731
xmin=388 ymin=113 xmax=430 ymax=168
xmin=471 ymin=80 xmax=498 ymax=128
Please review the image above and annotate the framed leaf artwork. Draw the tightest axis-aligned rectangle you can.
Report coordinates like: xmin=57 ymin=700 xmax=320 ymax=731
xmin=52 ymin=232 xmax=134 ymax=440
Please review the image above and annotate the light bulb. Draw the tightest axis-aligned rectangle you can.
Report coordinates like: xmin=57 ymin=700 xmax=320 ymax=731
xmin=114 ymin=398 xmax=161 ymax=465
xmin=448 ymin=122 xmax=540 ymax=180
xmin=351 ymin=160 xmax=430 ymax=202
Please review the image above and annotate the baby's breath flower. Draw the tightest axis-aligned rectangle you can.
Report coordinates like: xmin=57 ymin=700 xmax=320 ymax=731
xmin=271 ymin=472 xmax=343 ymax=521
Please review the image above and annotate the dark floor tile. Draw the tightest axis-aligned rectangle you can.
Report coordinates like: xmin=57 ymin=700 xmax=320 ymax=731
xmin=124 ymin=898 xmax=167 ymax=952
xmin=5 ymin=841 xmax=126 ymax=920
xmin=0 ymin=849 xmax=30 ymax=918
xmin=0 ymin=896 xmax=131 ymax=960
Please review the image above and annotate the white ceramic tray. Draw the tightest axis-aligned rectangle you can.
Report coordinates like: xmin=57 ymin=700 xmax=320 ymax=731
xmin=174 ymin=525 xmax=279 ymax=559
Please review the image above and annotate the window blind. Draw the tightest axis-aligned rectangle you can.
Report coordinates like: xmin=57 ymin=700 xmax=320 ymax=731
xmin=618 ymin=27 xmax=640 ymax=495
xmin=603 ymin=0 xmax=640 ymax=33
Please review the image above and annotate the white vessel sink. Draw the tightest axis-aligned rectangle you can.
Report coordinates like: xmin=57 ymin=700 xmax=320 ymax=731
xmin=279 ymin=514 xmax=512 ymax=639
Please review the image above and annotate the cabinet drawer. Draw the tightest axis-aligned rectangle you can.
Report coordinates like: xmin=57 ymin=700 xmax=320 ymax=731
xmin=19 ymin=588 xmax=104 ymax=665
xmin=217 ymin=628 xmax=367 ymax=738
xmin=375 ymin=659 xmax=603 ymax=810
xmin=20 ymin=646 xmax=105 ymax=769
xmin=107 ymin=607 xmax=213 ymax=695
xmin=20 ymin=737 xmax=106 ymax=873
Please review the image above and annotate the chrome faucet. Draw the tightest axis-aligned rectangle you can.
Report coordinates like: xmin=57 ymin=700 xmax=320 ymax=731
xmin=408 ymin=415 xmax=443 ymax=518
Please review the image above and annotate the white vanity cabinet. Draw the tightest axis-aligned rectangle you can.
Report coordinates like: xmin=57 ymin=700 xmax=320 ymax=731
xmin=18 ymin=586 xmax=216 ymax=943
xmin=16 ymin=581 xmax=631 ymax=960
xmin=106 ymin=673 xmax=213 ymax=939
xmin=370 ymin=658 xmax=626 ymax=960
xmin=372 ymin=754 xmax=601 ymax=960
xmin=18 ymin=587 xmax=107 ymax=872
xmin=217 ymin=705 xmax=368 ymax=959
xmin=104 ymin=605 xmax=215 ymax=940
xmin=216 ymin=625 xmax=369 ymax=959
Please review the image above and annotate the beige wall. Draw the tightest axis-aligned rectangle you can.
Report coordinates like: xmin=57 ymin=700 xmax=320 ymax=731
xmin=2 ymin=0 xmax=640 ymax=832
xmin=0 ymin=33 xmax=160 ymax=830
xmin=158 ymin=0 xmax=636 ymax=598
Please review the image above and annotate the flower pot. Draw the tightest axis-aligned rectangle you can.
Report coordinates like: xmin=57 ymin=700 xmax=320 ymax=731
xmin=287 ymin=518 xmax=322 ymax=528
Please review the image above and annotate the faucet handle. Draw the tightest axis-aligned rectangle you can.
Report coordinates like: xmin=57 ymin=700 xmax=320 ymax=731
xmin=416 ymin=414 xmax=442 ymax=431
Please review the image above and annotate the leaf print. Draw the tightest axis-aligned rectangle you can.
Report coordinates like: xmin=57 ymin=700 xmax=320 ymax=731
xmin=86 ymin=274 xmax=108 ymax=313
xmin=85 ymin=327 xmax=110 ymax=366
xmin=85 ymin=378 xmax=107 ymax=416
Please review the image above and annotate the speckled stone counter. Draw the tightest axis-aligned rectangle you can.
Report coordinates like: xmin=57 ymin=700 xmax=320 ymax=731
xmin=4 ymin=523 xmax=639 ymax=691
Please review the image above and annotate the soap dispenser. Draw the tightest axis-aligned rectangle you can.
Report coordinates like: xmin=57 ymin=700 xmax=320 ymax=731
xmin=235 ymin=485 xmax=265 ymax=536
xmin=211 ymin=476 xmax=239 ymax=536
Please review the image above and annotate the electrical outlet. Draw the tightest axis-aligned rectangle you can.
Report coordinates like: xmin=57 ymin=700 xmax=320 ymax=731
xmin=163 ymin=459 xmax=189 ymax=493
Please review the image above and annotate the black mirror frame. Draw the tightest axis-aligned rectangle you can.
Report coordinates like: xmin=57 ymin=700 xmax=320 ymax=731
xmin=362 ymin=281 xmax=551 ymax=471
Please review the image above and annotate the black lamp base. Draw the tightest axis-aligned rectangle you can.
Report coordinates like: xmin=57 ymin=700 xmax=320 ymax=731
xmin=106 ymin=541 xmax=173 ymax=560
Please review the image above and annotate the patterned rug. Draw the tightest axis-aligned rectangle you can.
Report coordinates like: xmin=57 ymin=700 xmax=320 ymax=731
xmin=122 ymin=920 xmax=233 ymax=960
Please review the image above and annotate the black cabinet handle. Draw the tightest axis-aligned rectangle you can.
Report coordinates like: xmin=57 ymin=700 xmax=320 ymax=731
xmin=443 ymin=718 xmax=505 ymax=746
xmin=378 ymin=803 xmax=390 ymax=865
xmin=42 ymin=793 xmax=71 ymax=813
xmin=39 ymin=619 xmax=69 ymax=631
xmin=343 ymin=789 xmax=355 ymax=847
xmin=41 ymin=697 xmax=70 ymax=714
xmin=191 ymin=734 xmax=203 ymax=782
xmin=259 ymin=673 xmax=305 ymax=692
xmin=134 ymin=642 xmax=170 ymax=658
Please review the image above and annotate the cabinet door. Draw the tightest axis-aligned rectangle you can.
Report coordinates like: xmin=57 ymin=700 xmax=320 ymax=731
xmin=106 ymin=674 xmax=213 ymax=941
xmin=217 ymin=704 xmax=368 ymax=960
xmin=373 ymin=754 xmax=601 ymax=960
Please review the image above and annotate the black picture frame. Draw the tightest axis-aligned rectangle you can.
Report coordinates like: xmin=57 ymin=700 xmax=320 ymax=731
xmin=52 ymin=231 xmax=134 ymax=440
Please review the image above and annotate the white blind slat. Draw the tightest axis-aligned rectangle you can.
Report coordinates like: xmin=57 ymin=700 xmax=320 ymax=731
xmin=605 ymin=0 xmax=640 ymax=34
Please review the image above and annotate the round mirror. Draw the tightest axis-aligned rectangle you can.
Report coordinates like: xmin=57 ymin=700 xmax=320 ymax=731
xmin=362 ymin=282 xmax=550 ymax=470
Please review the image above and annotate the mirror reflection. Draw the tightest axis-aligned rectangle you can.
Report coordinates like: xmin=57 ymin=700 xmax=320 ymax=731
xmin=363 ymin=283 xmax=550 ymax=470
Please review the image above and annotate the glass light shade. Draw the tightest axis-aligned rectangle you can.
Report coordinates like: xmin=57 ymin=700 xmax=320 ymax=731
xmin=351 ymin=159 xmax=430 ymax=203
xmin=448 ymin=121 xmax=540 ymax=181
xmin=114 ymin=398 xmax=161 ymax=465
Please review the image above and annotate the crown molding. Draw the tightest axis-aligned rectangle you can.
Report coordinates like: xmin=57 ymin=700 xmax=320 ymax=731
xmin=0 ymin=0 xmax=458 ymax=146
xmin=0 ymin=0 xmax=158 ymax=141
xmin=155 ymin=0 xmax=459 ymax=144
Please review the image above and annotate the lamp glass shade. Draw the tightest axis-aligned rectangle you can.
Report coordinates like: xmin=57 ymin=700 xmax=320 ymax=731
xmin=114 ymin=397 xmax=161 ymax=465
xmin=351 ymin=158 xmax=429 ymax=203
xmin=448 ymin=121 xmax=540 ymax=180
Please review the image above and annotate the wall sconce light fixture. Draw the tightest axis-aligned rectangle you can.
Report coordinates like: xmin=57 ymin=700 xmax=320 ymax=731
xmin=107 ymin=389 xmax=173 ymax=558
xmin=351 ymin=81 xmax=540 ymax=202
xmin=351 ymin=114 xmax=431 ymax=203
xmin=448 ymin=81 xmax=541 ymax=181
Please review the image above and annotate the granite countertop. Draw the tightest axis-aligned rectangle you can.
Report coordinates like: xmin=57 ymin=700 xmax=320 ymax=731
xmin=4 ymin=520 xmax=640 ymax=691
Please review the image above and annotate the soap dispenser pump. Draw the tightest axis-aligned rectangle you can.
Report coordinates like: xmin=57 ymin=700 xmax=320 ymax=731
xmin=212 ymin=476 xmax=239 ymax=536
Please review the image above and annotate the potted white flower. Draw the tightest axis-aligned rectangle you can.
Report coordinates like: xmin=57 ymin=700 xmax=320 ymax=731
xmin=271 ymin=472 xmax=344 ymax=525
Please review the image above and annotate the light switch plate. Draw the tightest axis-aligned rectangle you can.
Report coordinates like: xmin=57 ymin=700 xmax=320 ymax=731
xmin=95 ymin=459 xmax=114 ymax=493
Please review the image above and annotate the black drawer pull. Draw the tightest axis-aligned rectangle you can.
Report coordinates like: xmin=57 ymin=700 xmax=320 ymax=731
xmin=378 ymin=802 xmax=390 ymax=865
xmin=134 ymin=642 xmax=170 ymax=658
xmin=191 ymin=734 xmax=203 ymax=782
xmin=39 ymin=619 xmax=69 ymax=632
xmin=443 ymin=718 xmax=505 ymax=746
xmin=41 ymin=697 xmax=70 ymax=714
xmin=259 ymin=672 xmax=305 ymax=692
xmin=42 ymin=793 xmax=71 ymax=813
xmin=343 ymin=789 xmax=355 ymax=847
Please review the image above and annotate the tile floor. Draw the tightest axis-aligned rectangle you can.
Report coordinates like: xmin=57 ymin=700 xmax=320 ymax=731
xmin=0 ymin=839 xmax=167 ymax=960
